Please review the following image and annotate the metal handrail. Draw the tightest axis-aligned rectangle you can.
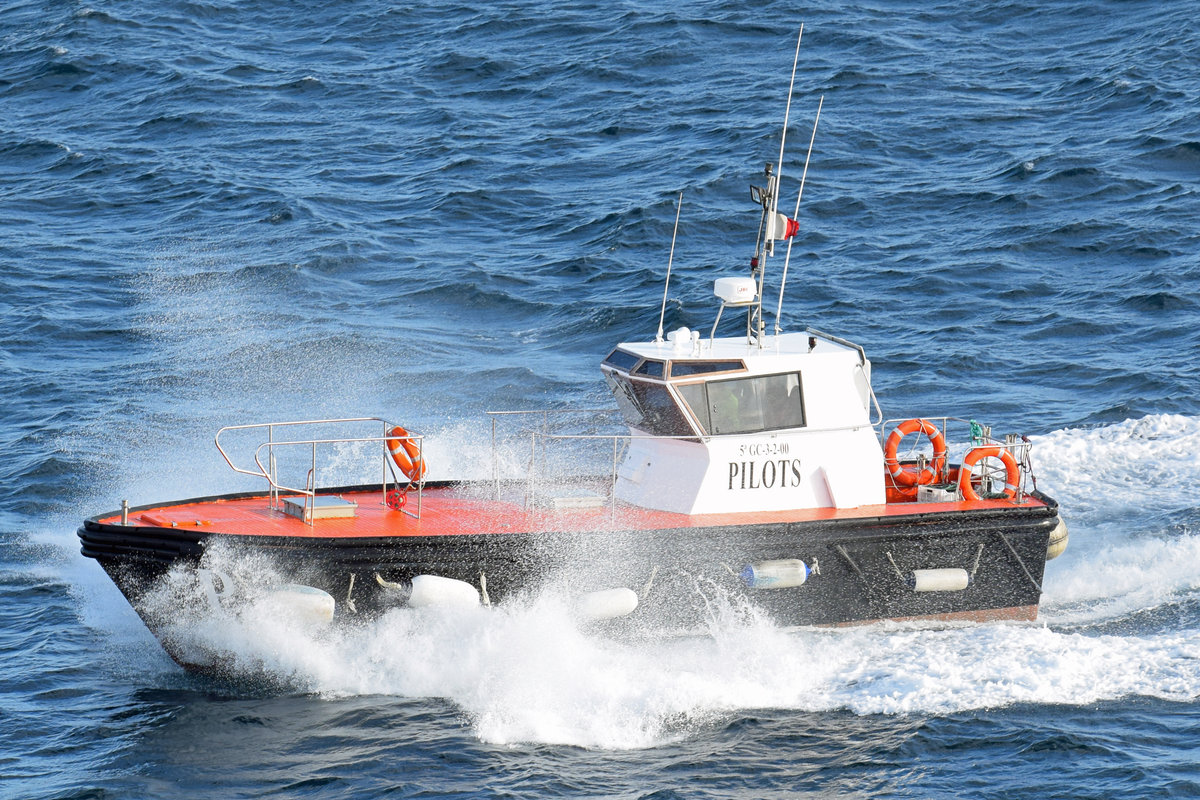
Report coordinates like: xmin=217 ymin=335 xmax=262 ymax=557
xmin=247 ymin=433 xmax=423 ymax=518
xmin=214 ymin=417 xmax=425 ymax=523
xmin=805 ymin=326 xmax=868 ymax=366
xmin=528 ymin=432 xmax=629 ymax=522
xmin=486 ymin=408 xmax=618 ymax=499
xmin=215 ymin=417 xmax=390 ymax=481
xmin=856 ymin=362 xmax=884 ymax=427
xmin=880 ymin=416 xmax=1023 ymax=448
xmin=879 ymin=416 xmax=1036 ymax=501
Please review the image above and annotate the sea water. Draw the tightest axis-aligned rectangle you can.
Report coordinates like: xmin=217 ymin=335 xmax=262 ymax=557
xmin=3 ymin=1 xmax=1199 ymax=797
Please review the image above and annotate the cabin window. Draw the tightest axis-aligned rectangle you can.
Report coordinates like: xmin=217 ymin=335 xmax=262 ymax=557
xmin=634 ymin=359 xmax=665 ymax=378
xmin=669 ymin=360 xmax=745 ymax=378
xmin=677 ymin=373 xmax=805 ymax=435
xmin=605 ymin=373 xmax=696 ymax=437
xmin=602 ymin=349 xmax=640 ymax=372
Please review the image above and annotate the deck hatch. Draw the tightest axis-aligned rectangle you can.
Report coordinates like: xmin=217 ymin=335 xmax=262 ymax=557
xmin=281 ymin=495 xmax=358 ymax=521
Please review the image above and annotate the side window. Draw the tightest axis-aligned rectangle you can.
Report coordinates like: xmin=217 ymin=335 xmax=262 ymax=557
xmin=708 ymin=379 xmax=762 ymax=434
xmin=676 ymin=382 xmax=710 ymax=433
xmin=679 ymin=373 xmax=805 ymax=435
xmin=634 ymin=359 xmax=665 ymax=378
xmin=762 ymin=373 xmax=803 ymax=429
xmin=670 ymin=360 xmax=744 ymax=377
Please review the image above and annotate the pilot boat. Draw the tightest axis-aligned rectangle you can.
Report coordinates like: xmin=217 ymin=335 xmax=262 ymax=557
xmin=78 ymin=37 xmax=1066 ymax=671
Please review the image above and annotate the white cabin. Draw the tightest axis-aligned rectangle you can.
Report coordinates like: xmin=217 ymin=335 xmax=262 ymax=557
xmin=602 ymin=327 xmax=885 ymax=514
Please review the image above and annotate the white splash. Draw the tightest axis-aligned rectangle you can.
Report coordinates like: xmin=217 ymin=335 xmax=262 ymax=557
xmin=129 ymin=570 xmax=1200 ymax=749
xmin=75 ymin=414 xmax=1200 ymax=749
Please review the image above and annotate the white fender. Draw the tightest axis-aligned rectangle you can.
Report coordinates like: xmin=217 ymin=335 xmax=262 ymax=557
xmin=259 ymin=584 xmax=336 ymax=626
xmin=574 ymin=588 xmax=639 ymax=621
xmin=1046 ymin=519 xmax=1069 ymax=561
xmin=408 ymin=575 xmax=481 ymax=609
xmin=741 ymin=559 xmax=810 ymax=589
xmin=908 ymin=568 xmax=970 ymax=592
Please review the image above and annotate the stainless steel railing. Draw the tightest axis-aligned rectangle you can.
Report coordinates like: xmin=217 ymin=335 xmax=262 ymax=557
xmin=214 ymin=417 xmax=424 ymax=524
xmin=879 ymin=416 xmax=1036 ymax=501
xmin=485 ymin=408 xmax=617 ymax=500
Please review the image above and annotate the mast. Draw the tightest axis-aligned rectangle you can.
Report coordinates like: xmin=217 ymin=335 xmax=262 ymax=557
xmin=750 ymin=26 xmax=804 ymax=346
xmin=775 ymin=96 xmax=823 ymax=334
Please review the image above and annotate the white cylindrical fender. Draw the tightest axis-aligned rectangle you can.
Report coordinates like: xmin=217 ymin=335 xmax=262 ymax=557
xmin=260 ymin=584 xmax=336 ymax=626
xmin=907 ymin=568 xmax=970 ymax=592
xmin=408 ymin=575 xmax=481 ymax=609
xmin=1046 ymin=519 xmax=1069 ymax=561
xmin=741 ymin=559 xmax=810 ymax=589
xmin=574 ymin=588 xmax=639 ymax=621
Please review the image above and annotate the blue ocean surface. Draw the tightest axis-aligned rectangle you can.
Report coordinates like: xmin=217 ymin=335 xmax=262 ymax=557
xmin=3 ymin=0 xmax=1200 ymax=797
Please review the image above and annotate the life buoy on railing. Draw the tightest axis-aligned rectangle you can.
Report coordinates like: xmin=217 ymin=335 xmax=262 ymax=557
xmin=385 ymin=425 xmax=427 ymax=483
xmin=884 ymin=418 xmax=948 ymax=487
xmin=958 ymin=446 xmax=1020 ymax=500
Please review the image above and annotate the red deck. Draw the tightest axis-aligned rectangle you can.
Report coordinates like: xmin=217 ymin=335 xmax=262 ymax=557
xmin=97 ymin=485 xmax=1050 ymax=539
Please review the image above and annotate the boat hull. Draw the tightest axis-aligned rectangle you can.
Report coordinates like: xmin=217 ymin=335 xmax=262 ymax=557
xmin=79 ymin=482 xmax=1059 ymax=668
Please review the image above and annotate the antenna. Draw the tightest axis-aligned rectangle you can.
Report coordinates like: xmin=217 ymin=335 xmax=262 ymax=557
xmin=753 ymin=26 xmax=804 ymax=346
xmin=775 ymin=95 xmax=823 ymax=334
xmin=655 ymin=191 xmax=684 ymax=342
xmin=769 ymin=25 xmax=804 ymax=238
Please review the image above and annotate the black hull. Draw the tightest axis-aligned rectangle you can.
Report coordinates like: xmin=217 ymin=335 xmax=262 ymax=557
xmin=79 ymin=485 xmax=1060 ymax=668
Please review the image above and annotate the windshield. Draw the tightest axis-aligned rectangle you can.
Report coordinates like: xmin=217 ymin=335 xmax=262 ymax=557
xmin=605 ymin=373 xmax=696 ymax=437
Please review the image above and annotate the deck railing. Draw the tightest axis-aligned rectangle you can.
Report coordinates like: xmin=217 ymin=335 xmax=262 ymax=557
xmin=879 ymin=416 xmax=1036 ymax=501
xmin=211 ymin=412 xmax=1034 ymax=527
xmin=214 ymin=417 xmax=425 ymax=524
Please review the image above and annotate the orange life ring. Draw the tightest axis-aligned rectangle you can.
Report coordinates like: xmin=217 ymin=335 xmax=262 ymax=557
xmin=385 ymin=425 xmax=426 ymax=483
xmin=958 ymin=446 xmax=1020 ymax=500
xmin=884 ymin=418 xmax=947 ymax=487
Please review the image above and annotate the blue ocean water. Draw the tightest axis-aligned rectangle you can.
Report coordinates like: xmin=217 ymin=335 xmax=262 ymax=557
xmin=3 ymin=0 xmax=1200 ymax=796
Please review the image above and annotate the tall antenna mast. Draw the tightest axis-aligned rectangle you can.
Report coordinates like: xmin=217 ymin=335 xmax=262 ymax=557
xmin=769 ymin=25 xmax=804 ymax=238
xmin=775 ymin=95 xmax=823 ymax=334
xmin=655 ymin=191 xmax=684 ymax=342
xmin=753 ymin=25 xmax=804 ymax=346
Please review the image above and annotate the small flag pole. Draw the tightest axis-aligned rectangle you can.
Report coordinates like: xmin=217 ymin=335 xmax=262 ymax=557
xmin=775 ymin=95 xmax=822 ymax=334
xmin=655 ymin=191 xmax=684 ymax=343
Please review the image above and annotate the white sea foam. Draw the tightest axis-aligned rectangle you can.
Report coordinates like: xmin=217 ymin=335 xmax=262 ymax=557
xmin=1032 ymin=414 xmax=1200 ymax=621
xmin=131 ymin=567 xmax=1200 ymax=749
xmin=1032 ymin=414 xmax=1200 ymax=523
xmin=74 ymin=414 xmax=1200 ymax=748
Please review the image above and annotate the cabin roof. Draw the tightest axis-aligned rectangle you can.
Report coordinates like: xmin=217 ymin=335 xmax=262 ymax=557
xmin=606 ymin=330 xmax=863 ymax=378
